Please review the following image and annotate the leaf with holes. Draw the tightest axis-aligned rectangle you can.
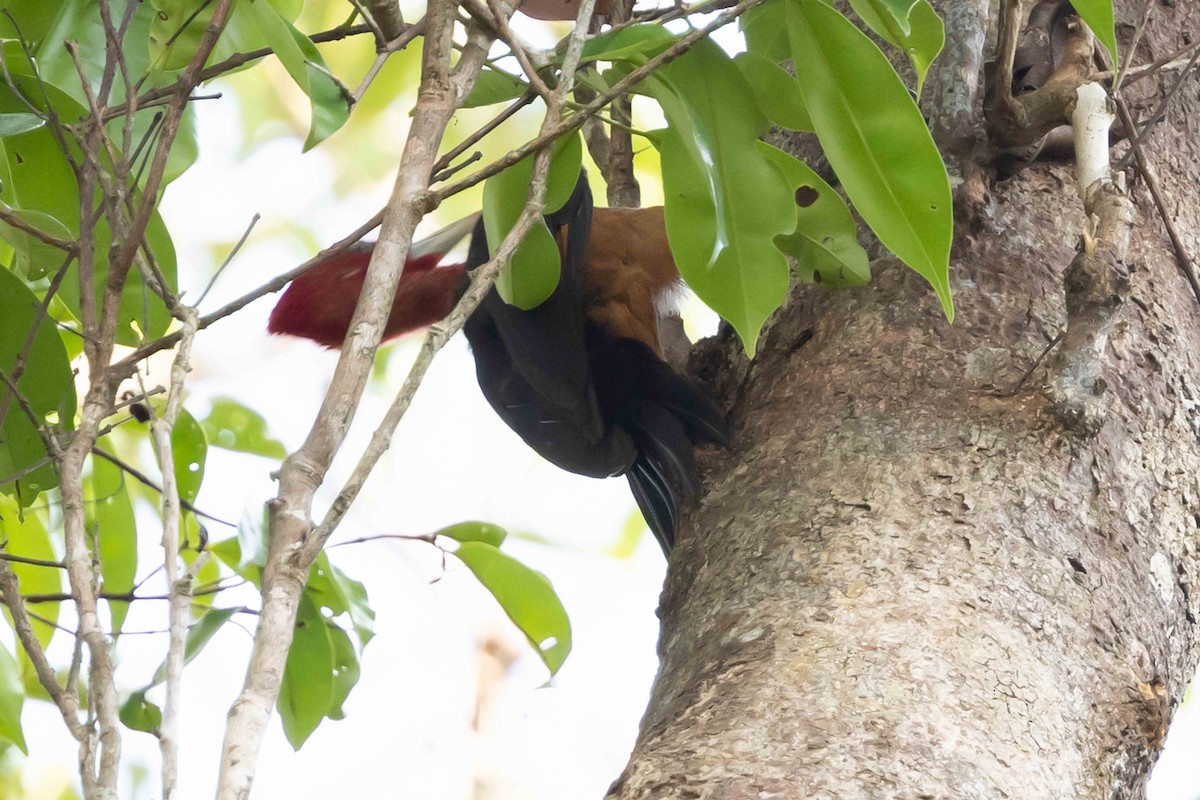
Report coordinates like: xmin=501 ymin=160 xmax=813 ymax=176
xmin=786 ymin=0 xmax=953 ymax=319
xmin=645 ymin=39 xmax=795 ymax=355
xmin=758 ymin=143 xmax=870 ymax=287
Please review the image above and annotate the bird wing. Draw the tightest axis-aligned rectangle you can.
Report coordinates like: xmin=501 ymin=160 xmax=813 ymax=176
xmin=464 ymin=173 xmax=636 ymax=478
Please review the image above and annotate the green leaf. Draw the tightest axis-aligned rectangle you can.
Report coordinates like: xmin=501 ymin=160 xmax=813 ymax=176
xmin=278 ymin=594 xmax=334 ymax=749
xmin=200 ymin=397 xmax=287 ymax=459
xmin=435 ymin=521 xmax=508 ymax=548
xmin=785 ymin=0 xmax=953 ymax=320
xmin=170 ymin=407 xmax=208 ymax=507
xmin=87 ymin=440 xmax=138 ymax=634
xmin=483 ymin=133 xmax=583 ymax=309
xmin=307 ymin=554 xmax=375 ymax=648
xmin=758 ymin=143 xmax=871 ymax=287
xmin=455 ymin=542 xmax=572 ymax=675
xmin=325 ymin=625 xmax=360 ymax=721
xmin=247 ymin=0 xmax=352 ymax=150
xmin=119 ymin=691 xmax=161 ymax=735
xmin=647 ymin=39 xmax=795 ymax=355
xmin=733 ymin=52 xmax=812 ymax=132
xmin=0 ymin=643 xmax=27 ymax=753
xmin=462 ymin=68 xmax=528 ymax=109
xmin=148 ymin=0 xmax=217 ymax=71
xmin=0 ymin=205 xmax=72 ymax=280
xmin=0 ymin=113 xmax=43 ymax=138
xmin=740 ymin=1 xmax=790 ymax=62
xmin=148 ymin=607 xmax=239 ymax=687
xmin=0 ymin=268 xmax=76 ymax=505
xmin=1071 ymin=0 xmax=1117 ymax=66
xmin=0 ymin=77 xmax=179 ymax=344
xmin=0 ymin=497 xmax=60 ymax=647
xmin=580 ymin=24 xmax=675 ymax=63
xmin=847 ymin=0 xmax=944 ymax=96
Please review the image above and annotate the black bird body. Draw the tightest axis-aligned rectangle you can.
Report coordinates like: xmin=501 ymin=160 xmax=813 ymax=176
xmin=462 ymin=175 xmax=728 ymax=551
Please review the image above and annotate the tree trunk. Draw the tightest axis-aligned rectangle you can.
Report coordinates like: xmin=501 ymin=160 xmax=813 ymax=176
xmin=610 ymin=2 xmax=1200 ymax=797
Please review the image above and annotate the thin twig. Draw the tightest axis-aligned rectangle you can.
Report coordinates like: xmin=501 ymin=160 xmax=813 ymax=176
xmin=91 ymin=447 xmax=236 ymax=527
xmin=431 ymin=90 xmax=536 ymax=176
xmin=197 ymin=213 xmax=261 ymax=307
xmin=431 ymin=0 xmax=773 ymax=204
xmin=1115 ymin=44 xmax=1200 ymax=169
xmin=308 ymin=0 xmax=599 ymax=552
xmin=1112 ymin=95 xmax=1200 ymax=309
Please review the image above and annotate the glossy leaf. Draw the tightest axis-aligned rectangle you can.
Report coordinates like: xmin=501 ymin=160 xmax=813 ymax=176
xmin=786 ymin=0 xmax=953 ymax=319
xmin=455 ymin=542 xmax=572 ymax=675
xmin=648 ymin=39 xmax=795 ymax=355
xmin=247 ymin=0 xmax=352 ymax=150
xmin=0 ymin=268 xmax=76 ymax=505
xmin=0 ymin=643 xmax=27 ymax=752
xmin=734 ymin=52 xmax=812 ymax=132
xmin=88 ymin=440 xmax=138 ymax=634
xmin=148 ymin=607 xmax=240 ymax=687
xmin=0 ymin=496 xmax=60 ymax=647
xmin=758 ymin=143 xmax=870 ymax=286
xmin=462 ymin=68 xmax=527 ymax=109
xmin=436 ymin=520 xmax=508 ymax=548
xmin=848 ymin=0 xmax=944 ymax=96
xmin=278 ymin=594 xmax=334 ymax=749
xmin=1071 ymin=0 xmax=1117 ymax=65
xmin=200 ymin=397 xmax=287 ymax=459
xmin=483 ymin=133 xmax=583 ymax=309
xmin=119 ymin=691 xmax=162 ymax=735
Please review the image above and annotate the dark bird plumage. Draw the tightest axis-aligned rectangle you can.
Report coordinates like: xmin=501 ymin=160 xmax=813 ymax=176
xmin=269 ymin=174 xmax=728 ymax=553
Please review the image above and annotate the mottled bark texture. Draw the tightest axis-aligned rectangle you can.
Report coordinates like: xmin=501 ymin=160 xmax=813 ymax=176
xmin=609 ymin=2 xmax=1200 ymax=798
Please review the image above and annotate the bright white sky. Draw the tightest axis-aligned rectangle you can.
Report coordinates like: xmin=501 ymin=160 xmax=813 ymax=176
xmin=8 ymin=8 xmax=1200 ymax=799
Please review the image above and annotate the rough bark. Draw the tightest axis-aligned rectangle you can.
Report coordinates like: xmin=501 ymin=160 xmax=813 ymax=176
xmin=610 ymin=1 xmax=1200 ymax=798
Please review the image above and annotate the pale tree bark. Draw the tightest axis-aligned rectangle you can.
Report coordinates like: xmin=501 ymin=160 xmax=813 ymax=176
xmin=610 ymin=1 xmax=1200 ymax=797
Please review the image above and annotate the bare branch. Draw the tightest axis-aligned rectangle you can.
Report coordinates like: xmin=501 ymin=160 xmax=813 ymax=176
xmin=216 ymin=0 xmax=497 ymax=793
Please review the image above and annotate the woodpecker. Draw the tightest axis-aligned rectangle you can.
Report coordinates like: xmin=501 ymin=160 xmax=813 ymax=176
xmin=269 ymin=175 xmax=728 ymax=553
